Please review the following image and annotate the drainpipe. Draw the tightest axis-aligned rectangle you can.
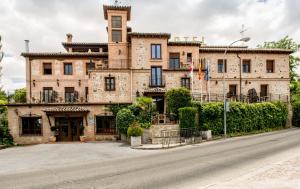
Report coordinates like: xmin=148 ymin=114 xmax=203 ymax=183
xmin=236 ymin=53 xmax=242 ymax=101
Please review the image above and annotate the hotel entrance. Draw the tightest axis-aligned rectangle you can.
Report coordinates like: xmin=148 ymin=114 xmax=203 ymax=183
xmin=55 ymin=117 xmax=83 ymax=142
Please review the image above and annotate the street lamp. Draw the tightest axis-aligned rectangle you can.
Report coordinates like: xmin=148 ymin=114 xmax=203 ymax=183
xmin=223 ymin=37 xmax=250 ymax=138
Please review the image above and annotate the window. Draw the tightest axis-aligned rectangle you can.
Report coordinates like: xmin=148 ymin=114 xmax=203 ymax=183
xmin=151 ymin=44 xmax=161 ymax=59
xmin=169 ymin=53 xmax=180 ymax=69
xmin=151 ymin=66 xmax=163 ymax=87
xmin=242 ymin=60 xmax=251 ymax=73
xmin=85 ymin=87 xmax=88 ymax=102
xmin=112 ymin=16 xmax=122 ymax=28
xmin=43 ymin=63 xmax=52 ymax=75
xmin=65 ymin=87 xmax=77 ymax=102
xmin=187 ymin=53 xmax=192 ymax=63
xmin=64 ymin=63 xmax=73 ymax=75
xmin=42 ymin=87 xmax=54 ymax=103
xmin=266 ymin=60 xmax=274 ymax=73
xmin=181 ymin=78 xmax=191 ymax=89
xmin=112 ymin=30 xmax=122 ymax=42
xmin=21 ymin=117 xmax=42 ymax=136
xmin=96 ymin=116 xmax=116 ymax=135
xmin=105 ymin=77 xmax=115 ymax=91
xmin=86 ymin=62 xmax=95 ymax=75
xmin=218 ymin=59 xmax=227 ymax=73
xmin=260 ymin=85 xmax=268 ymax=97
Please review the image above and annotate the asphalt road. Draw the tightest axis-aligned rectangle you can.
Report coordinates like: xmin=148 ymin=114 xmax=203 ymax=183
xmin=1 ymin=128 xmax=300 ymax=189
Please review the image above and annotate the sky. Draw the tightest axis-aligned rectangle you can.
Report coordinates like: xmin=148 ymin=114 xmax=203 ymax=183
xmin=0 ymin=0 xmax=300 ymax=92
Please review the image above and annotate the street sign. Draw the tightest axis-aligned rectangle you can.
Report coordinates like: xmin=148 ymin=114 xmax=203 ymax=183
xmin=225 ymin=101 xmax=230 ymax=112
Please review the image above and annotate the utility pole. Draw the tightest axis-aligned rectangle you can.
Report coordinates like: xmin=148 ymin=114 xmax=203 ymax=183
xmin=0 ymin=35 xmax=4 ymax=89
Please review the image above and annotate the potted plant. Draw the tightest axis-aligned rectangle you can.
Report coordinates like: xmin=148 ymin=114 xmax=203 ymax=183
xmin=127 ymin=122 xmax=143 ymax=147
xmin=201 ymin=123 xmax=212 ymax=140
xmin=79 ymin=124 xmax=86 ymax=142
xmin=49 ymin=126 xmax=58 ymax=143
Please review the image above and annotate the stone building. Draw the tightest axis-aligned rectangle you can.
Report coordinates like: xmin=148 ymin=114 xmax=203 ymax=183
xmin=6 ymin=4 xmax=293 ymax=144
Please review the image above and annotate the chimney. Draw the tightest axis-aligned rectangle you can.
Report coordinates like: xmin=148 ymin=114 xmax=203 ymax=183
xmin=24 ymin=40 xmax=30 ymax=53
xmin=66 ymin=33 xmax=73 ymax=43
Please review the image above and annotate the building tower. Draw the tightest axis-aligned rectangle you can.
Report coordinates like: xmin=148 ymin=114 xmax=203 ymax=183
xmin=103 ymin=4 xmax=131 ymax=68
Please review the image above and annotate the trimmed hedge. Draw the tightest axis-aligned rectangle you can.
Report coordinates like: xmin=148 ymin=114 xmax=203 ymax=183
xmin=165 ymin=88 xmax=192 ymax=120
xmin=178 ymin=107 xmax=197 ymax=129
xmin=193 ymin=101 xmax=288 ymax=135
xmin=293 ymin=102 xmax=300 ymax=127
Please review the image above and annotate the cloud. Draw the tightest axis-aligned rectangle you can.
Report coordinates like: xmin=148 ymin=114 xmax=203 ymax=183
xmin=0 ymin=0 xmax=299 ymax=91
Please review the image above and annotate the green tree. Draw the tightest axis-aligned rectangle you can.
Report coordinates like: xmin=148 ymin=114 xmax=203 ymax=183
xmin=13 ymin=88 xmax=26 ymax=103
xmin=258 ymin=36 xmax=300 ymax=82
xmin=165 ymin=87 xmax=192 ymax=120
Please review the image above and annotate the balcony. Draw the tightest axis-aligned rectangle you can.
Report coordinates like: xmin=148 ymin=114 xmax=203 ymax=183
xmin=27 ymin=91 xmax=89 ymax=104
xmin=168 ymin=58 xmax=204 ymax=70
xmin=149 ymin=76 xmax=166 ymax=88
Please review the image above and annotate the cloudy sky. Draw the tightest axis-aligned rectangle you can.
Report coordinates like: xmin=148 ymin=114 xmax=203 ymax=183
xmin=0 ymin=0 xmax=299 ymax=91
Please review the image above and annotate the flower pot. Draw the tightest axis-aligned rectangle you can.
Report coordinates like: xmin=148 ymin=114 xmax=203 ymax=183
xmin=80 ymin=136 xmax=86 ymax=142
xmin=49 ymin=136 xmax=56 ymax=143
xmin=201 ymin=130 xmax=212 ymax=140
xmin=130 ymin=136 xmax=142 ymax=147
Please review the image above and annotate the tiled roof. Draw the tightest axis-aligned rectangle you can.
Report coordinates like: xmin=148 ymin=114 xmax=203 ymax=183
xmin=199 ymin=48 xmax=294 ymax=54
xmin=43 ymin=106 xmax=90 ymax=113
xmin=168 ymin=41 xmax=202 ymax=46
xmin=128 ymin=32 xmax=171 ymax=39
xmin=21 ymin=52 xmax=108 ymax=58
xmin=103 ymin=5 xmax=131 ymax=20
xmin=201 ymin=45 xmax=248 ymax=49
xmin=62 ymin=42 xmax=108 ymax=47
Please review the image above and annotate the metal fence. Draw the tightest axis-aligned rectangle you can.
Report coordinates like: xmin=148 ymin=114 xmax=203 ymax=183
xmin=192 ymin=93 xmax=290 ymax=103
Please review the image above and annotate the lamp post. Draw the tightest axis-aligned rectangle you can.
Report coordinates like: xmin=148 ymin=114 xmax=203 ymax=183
xmin=0 ymin=35 xmax=4 ymax=89
xmin=223 ymin=37 xmax=250 ymax=138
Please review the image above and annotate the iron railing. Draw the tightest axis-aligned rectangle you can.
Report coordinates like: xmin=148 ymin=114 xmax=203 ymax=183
xmin=192 ymin=93 xmax=290 ymax=103
xmin=149 ymin=75 xmax=166 ymax=88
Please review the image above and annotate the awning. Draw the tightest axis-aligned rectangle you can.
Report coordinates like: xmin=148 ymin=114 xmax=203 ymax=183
xmin=43 ymin=106 xmax=90 ymax=113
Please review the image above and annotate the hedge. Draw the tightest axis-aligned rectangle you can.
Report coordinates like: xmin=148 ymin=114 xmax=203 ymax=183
xmin=293 ymin=102 xmax=300 ymax=127
xmin=178 ymin=107 xmax=197 ymax=129
xmin=165 ymin=88 xmax=192 ymax=120
xmin=192 ymin=101 xmax=288 ymax=135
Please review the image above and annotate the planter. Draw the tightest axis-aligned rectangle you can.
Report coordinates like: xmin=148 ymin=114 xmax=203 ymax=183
xmin=49 ymin=136 xmax=56 ymax=143
xmin=80 ymin=136 xmax=86 ymax=142
xmin=130 ymin=136 xmax=142 ymax=147
xmin=201 ymin=130 xmax=212 ymax=140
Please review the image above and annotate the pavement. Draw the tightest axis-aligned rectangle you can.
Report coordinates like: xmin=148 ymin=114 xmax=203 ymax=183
xmin=0 ymin=128 xmax=299 ymax=189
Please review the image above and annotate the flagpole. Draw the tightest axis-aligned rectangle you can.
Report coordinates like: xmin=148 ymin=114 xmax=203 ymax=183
xmin=207 ymin=60 xmax=211 ymax=102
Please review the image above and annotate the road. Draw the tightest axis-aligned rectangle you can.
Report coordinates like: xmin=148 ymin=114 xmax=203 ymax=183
xmin=1 ymin=128 xmax=300 ymax=189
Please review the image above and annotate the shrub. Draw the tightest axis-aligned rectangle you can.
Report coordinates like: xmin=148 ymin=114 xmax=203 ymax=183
xmin=178 ymin=107 xmax=197 ymax=129
xmin=196 ymin=101 xmax=288 ymax=136
xmin=165 ymin=88 xmax=192 ymax=120
xmin=0 ymin=113 xmax=13 ymax=146
xmin=110 ymin=104 xmax=129 ymax=117
xmin=293 ymin=102 xmax=300 ymax=127
xmin=116 ymin=108 xmax=135 ymax=135
xmin=127 ymin=122 xmax=143 ymax=137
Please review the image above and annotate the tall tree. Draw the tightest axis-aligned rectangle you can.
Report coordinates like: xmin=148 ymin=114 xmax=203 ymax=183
xmin=13 ymin=88 xmax=26 ymax=103
xmin=258 ymin=36 xmax=300 ymax=81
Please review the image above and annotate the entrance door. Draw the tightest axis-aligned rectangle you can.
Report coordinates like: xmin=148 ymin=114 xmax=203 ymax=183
xmin=260 ymin=85 xmax=268 ymax=97
xmin=55 ymin=117 xmax=83 ymax=142
xmin=153 ymin=96 xmax=164 ymax=114
xmin=228 ymin=85 xmax=237 ymax=98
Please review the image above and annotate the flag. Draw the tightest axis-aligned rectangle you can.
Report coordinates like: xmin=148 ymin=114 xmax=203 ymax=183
xmin=198 ymin=59 xmax=202 ymax=80
xmin=205 ymin=60 xmax=210 ymax=81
